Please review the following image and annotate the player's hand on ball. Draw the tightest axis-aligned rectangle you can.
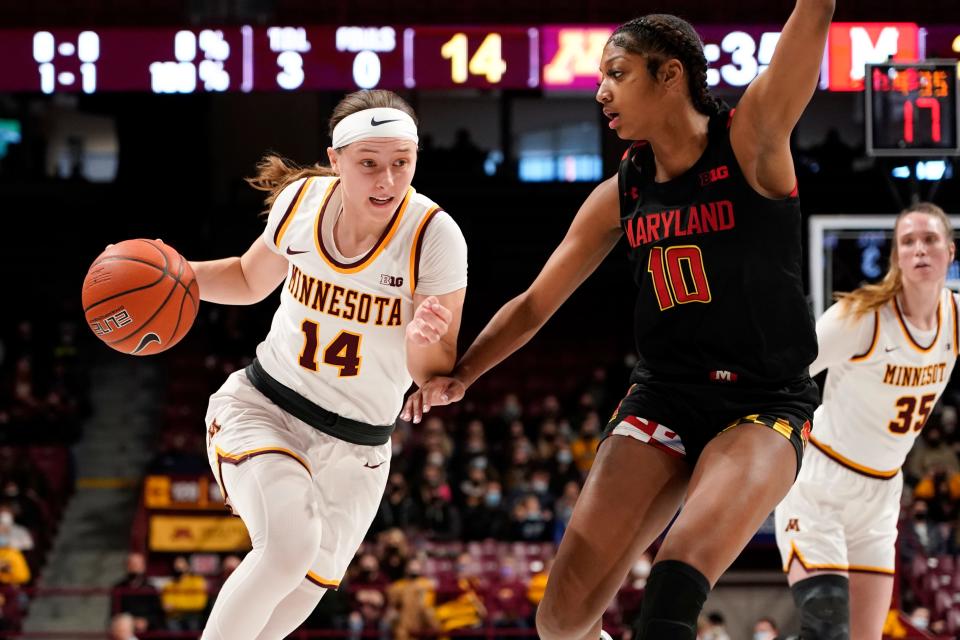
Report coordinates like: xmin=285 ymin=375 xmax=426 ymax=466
xmin=406 ymin=296 xmax=452 ymax=346
xmin=400 ymin=376 xmax=465 ymax=423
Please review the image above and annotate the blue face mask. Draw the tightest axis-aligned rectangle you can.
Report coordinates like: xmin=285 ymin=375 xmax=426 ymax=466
xmin=485 ymin=492 xmax=502 ymax=507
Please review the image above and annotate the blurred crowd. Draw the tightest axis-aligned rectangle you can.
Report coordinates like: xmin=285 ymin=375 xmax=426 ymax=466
xmin=0 ymin=315 xmax=87 ymax=633
xmin=896 ymin=401 xmax=960 ymax=635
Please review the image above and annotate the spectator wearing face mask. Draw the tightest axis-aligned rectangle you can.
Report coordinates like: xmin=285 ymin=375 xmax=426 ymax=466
xmin=552 ymin=480 xmax=580 ymax=544
xmin=499 ymin=394 xmax=523 ymax=425
xmin=347 ymin=553 xmax=390 ymax=640
xmin=905 ymin=426 xmax=959 ymax=485
xmin=0 ymin=483 xmax=43 ymax=535
xmin=701 ymin=611 xmax=731 ymax=640
xmin=0 ymin=506 xmax=32 ymax=552
xmin=552 ymin=444 xmax=581 ymax=488
xmin=528 ymin=469 xmax=555 ymax=512
xmin=379 ymin=528 xmax=412 ymax=582
xmin=111 ymin=551 xmax=163 ymax=632
xmin=376 ymin=472 xmax=422 ymax=533
xmin=617 ymin=551 xmax=652 ymax=625
xmin=462 ymin=484 xmax=496 ymax=541
xmin=477 ymin=481 xmax=510 ymax=540
xmin=208 ymin=554 xmax=241 ymax=598
xmin=570 ymin=411 xmax=601 ymax=474
xmin=160 ymin=555 xmax=207 ymax=631
xmin=526 ymin=557 xmax=552 ymax=608
xmin=108 ymin=612 xmax=139 ymax=640
xmin=908 ymin=606 xmax=930 ymax=632
xmin=433 ymin=554 xmax=487 ymax=638
xmin=489 ymin=557 xmax=533 ymax=629
xmin=752 ymin=617 xmax=779 ymax=640
xmin=385 ymin=557 xmax=438 ymax=640
xmin=419 ymin=464 xmax=461 ymax=541
xmin=900 ymin=499 xmax=948 ymax=565
xmin=511 ymin=494 xmax=552 ymax=542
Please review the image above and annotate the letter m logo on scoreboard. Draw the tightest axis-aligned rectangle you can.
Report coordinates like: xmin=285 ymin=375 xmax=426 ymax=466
xmin=826 ymin=22 xmax=920 ymax=91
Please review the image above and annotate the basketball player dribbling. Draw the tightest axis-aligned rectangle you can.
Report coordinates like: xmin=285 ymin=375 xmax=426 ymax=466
xmin=403 ymin=4 xmax=834 ymax=638
xmin=190 ymin=90 xmax=468 ymax=639
xmin=776 ymin=203 xmax=959 ymax=639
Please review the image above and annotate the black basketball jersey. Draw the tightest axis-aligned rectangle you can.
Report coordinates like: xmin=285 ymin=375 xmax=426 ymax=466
xmin=617 ymin=109 xmax=817 ymax=385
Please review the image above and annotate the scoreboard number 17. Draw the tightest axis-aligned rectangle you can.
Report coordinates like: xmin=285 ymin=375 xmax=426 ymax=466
xmin=441 ymin=33 xmax=506 ymax=84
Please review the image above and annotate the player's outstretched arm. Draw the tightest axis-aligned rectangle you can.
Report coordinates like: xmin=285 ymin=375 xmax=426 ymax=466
xmin=190 ymin=236 xmax=288 ymax=305
xmin=730 ymin=0 xmax=834 ymax=197
xmin=401 ymin=175 xmax=622 ymax=422
xmin=406 ymin=289 xmax=466 ymax=386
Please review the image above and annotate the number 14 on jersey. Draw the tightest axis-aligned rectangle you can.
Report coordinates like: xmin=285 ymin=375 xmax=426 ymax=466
xmin=299 ymin=319 xmax=363 ymax=377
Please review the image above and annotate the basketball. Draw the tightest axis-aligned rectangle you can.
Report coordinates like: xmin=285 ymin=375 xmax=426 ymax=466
xmin=82 ymin=239 xmax=200 ymax=356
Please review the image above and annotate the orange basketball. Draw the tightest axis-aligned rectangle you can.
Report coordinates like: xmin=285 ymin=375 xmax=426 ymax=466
xmin=82 ymin=239 xmax=200 ymax=355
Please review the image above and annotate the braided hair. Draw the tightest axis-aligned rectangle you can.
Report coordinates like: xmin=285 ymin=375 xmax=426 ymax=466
xmin=610 ymin=14 xmax=726 ymax=117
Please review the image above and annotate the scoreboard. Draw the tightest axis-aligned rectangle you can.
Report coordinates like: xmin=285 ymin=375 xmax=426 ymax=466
xmin=865 ymin=61 xmax=960 ymax=156
xmin=0 ymin=22 xmax=952 ymax=95
xmin=0 ymin=25 xmax=540 ymax=94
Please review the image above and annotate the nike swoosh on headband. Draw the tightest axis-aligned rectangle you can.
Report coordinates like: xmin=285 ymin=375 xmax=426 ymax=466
xmin=370 ymin=117 xmax=401 ymax=126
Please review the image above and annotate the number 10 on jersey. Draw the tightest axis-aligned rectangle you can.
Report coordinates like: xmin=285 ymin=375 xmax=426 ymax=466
xmin=647 ymin=245 xmax=712 ymax=311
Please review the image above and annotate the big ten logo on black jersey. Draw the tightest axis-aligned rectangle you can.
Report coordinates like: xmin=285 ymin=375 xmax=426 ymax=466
xmin=287 ymin=263 xmax=402 ymax=327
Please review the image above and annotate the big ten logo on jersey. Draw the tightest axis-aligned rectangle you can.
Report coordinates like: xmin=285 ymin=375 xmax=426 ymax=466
xmin=89 ymin=308 xmax=133 ymax=336
xmin=380 ymin=274 xmax=404 ymax=287
xmin=699 ymin=165 xmax=729 ymax=187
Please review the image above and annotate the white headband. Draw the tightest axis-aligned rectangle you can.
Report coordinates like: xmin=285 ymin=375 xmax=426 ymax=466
xmin=331 ymin=107 xmax=419 ymax=149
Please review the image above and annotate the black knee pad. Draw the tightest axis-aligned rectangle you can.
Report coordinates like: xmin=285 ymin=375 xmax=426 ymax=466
xmin=632 ymin=560 xmax=709 ymax=640
xmin=790 ymin=574 xmax=850 ymax=640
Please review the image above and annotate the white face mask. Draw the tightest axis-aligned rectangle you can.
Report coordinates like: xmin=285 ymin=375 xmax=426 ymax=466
xmin=632 ymin=560 xmax=651 ymax=579
xmin=754 ymin=632 xmax=776 ymax=640
xmin=0 ymin=513 xmax=12 ymax=527
xmin=911 ymin=616 xmax=929 ymax=630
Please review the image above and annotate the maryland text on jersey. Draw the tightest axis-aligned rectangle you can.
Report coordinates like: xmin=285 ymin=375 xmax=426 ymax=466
xmin=286 ymin=263 xmax=402 ymax=327
xmin=624 ymin=199 xmax=736 ymax=249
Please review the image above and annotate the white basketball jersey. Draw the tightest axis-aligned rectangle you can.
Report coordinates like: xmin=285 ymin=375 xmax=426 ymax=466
xmin=812 ymin=289 xmax=959 ymax=476
xmin=254 ymin=175 xmax=467 ymax=426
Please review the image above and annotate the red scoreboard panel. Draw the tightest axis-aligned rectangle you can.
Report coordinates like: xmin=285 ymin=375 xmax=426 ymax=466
xmin=0 ymin=25 xmax=538 ymax=93
xmin=403 ymin=26 xmax=538 ymax=89
xmin=0 ymin=22 xmax=942 ymax=95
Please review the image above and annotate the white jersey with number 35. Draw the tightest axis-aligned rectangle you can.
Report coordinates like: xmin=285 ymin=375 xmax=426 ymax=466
xmin=810 ymin=289 xmax=959 ymax=476
xmin=253 ymin=175 xmax=467 ymax=426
